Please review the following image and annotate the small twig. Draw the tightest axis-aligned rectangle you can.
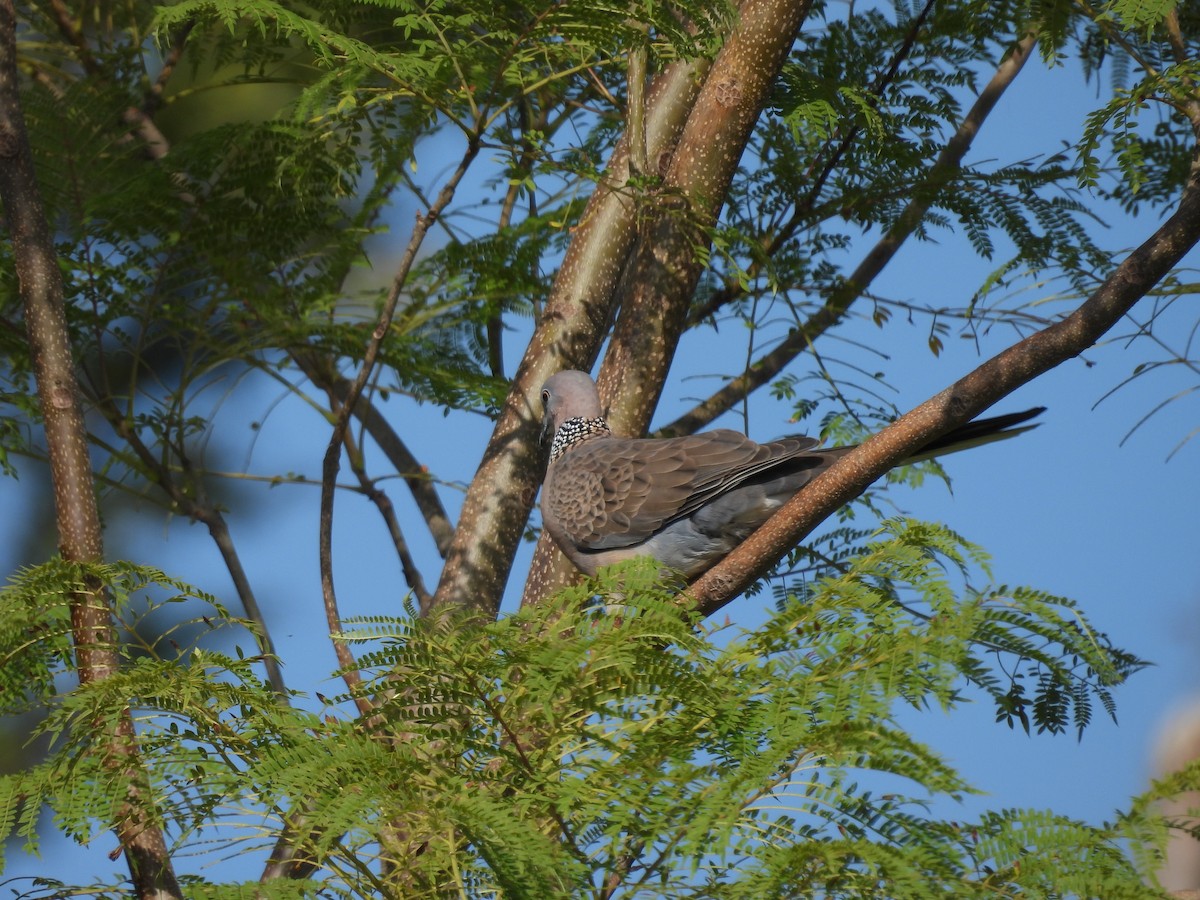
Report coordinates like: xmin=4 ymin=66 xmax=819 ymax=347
xmin=333 ymin=400 xmax=432 ymax=611
xmin=318 ymin=133 xmax=481 ymax=692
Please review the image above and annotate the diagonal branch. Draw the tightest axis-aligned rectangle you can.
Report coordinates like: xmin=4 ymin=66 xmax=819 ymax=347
xmin=142 ymin=19 xmax=193 ymax=119
xmin=432 ymin=54 xmax=711 ymax=616
xmin=656 ymin=31 xmax=1039 ymax=438
xmin=792 ymin=0 xmax=938 ymax=230
xmin=44 ymin=0 xmax=176 ymax=159
xmin=99 ymin=407 xmax=288 ymax=697
xmin=0 ymin=2 xmax=182 ymax=894
xmin=293 ymin=352 xmax=455 ymax=557
xmin=319 ymin=133 xmax=480 ymax=691
xmin=519 ymin=0 xmax=817 ymax=609
xmin=330 ymin=389 xmax=432 ymax=611
xmin=687 ymin=145 xmax=1200 ymax=616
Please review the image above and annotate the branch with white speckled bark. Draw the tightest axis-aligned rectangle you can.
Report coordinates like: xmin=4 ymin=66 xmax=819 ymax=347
xmin=0 ymin=2 xmax=182 ymax=895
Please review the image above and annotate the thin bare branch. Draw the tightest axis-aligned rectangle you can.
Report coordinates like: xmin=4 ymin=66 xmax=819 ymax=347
xmin=687 ymin=146 xmax=1200 ymax=616
xmin=294 ymin=352 xmax=455 ymax=557
xmin=656 ymin=31 xmax=1039 ymax=438
xmin=319 ymin=133 xmax=481 ymax=677
xmin=334 ymin=398 xmax=432 ymax=611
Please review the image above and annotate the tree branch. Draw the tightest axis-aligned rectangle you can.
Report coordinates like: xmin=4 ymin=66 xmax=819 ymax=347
xmin=319 ymin=133 xmax=480 ymax=681
xmin=433 ymin=55 xmax=711 ymax=616
xmin=518 ymin=0 xmax=816 ymax=609
xmin=656 ymin=30 xmax=1039 ymax=438
xmin=0 ymin=3 xmax=182 ymax=894
xmin=43 ymin=0 xmax=175 ymax=160
xmin=1163 ymin=9 xmax=1200 ymax=134
xmin=687 ymin=146 xmax=1200 ymax=616
xmin=333 ymin=393 xmax=432 ymax=611
xmin=142 ymin=19 xmax=193 ymax=119
xmin=787 ymin=0 xmax=938 ymax=233
xmin=293 ymin=352 xmax=455 ymax=557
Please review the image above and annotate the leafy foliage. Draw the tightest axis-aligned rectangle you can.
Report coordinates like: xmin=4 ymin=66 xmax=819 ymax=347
xmin=0 ymin=560 xmax=245 ymax=717
xmin=1104 ymin=0 xmax=1179 ymax=33
xmin=0 ymin=540 xmax=1169 ymax=895
xmin=4 ymin=0 xmax=1194 ymax=493
xmin=3 ymin=0 xmax=1200 ymax=892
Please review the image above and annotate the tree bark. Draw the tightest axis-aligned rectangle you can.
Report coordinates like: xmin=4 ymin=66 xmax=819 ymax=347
xmin=432 ymin=56 xmax=711 ymax=616
xmin=0 ymin=3 xmax=182 ymax=895
xmin=519 ymin=0 xmax=815 ymax=608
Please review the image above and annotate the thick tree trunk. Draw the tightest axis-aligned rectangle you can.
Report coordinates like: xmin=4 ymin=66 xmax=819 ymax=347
xmin=520 ymin=0 xmax=815 ymax=608
xmin=431 ymin=57 xmax=711 ymax=615
xmin=0 ymin=3 xmax=181 ymax=895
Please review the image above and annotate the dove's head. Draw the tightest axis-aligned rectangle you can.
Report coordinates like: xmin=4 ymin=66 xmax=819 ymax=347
xmin=540 ymin=370 xmax=605 ymax=445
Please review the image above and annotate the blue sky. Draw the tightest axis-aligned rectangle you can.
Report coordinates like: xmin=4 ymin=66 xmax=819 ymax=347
xmin=3 ymin=28 xmax=1200 ymax=891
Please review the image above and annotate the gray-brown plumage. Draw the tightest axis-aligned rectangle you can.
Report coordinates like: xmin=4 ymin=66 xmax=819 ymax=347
xmin=539 ymin=370 xmax=1043 ymax=579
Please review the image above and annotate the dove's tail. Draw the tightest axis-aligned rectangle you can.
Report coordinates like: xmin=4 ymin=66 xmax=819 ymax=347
xmin=903 ymin=407 xmax=1046 ymax=464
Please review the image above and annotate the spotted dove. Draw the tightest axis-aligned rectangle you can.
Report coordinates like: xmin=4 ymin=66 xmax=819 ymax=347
xmin=539 ymin=370 xmax=1043 ymax=579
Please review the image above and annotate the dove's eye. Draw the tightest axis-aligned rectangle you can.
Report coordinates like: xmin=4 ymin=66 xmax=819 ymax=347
xmin=541 ymin=390 xmax=550 ymax=405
